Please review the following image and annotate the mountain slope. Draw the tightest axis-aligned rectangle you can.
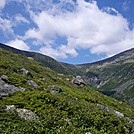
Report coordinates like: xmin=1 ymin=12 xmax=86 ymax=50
xmin=0 ymin=43 xmax=134 ymax=107
xmin=0 ymin=43 xmax=79 ymax=75
xmin=0 ymin=48 xmax=134 ymax=133
xmin=78 ymin=48 xmax=134 ymax=106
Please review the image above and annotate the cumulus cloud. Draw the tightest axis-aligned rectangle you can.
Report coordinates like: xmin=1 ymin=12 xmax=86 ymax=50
xmin=23 ymin=0 xmax=134 ymax=59
xmin=0 ymin=0 xmax=6 ymax=9
xmin=1 ymin=0 xmax=133 ymax=60
xmin=40 ymin=45 xmax=78 ymax=59
xmin=7 ymin=39 xmax=30 ymax=51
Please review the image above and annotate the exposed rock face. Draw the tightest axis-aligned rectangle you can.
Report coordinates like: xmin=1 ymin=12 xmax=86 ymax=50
xmin=5 ymin=105 xmax=39 ymax=121
xmin=97 ymin=104 xmax=124 ymax=117
xmin=27 ymin=80 xmax=38 ymax=89
xmin=0 ymin=77 xmax=25 ymax=96
xmin=84 ymin=72 xmax=102 ymax=86
xmin=72 ymin=76 xmax=86 ymax=86
xmin=18 ymin=68 xmax=33 ymax=78
xmin=48 ymin=85 xmax=62 ymax=93
xmin=112 ymin=80 xmax=133 ymax=94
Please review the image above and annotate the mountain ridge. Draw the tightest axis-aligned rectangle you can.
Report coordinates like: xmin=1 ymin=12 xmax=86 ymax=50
xmin=0 ymin=43 xmax=134 ymax=106
xmin=0 ymin=45 xmax=134 ymax=133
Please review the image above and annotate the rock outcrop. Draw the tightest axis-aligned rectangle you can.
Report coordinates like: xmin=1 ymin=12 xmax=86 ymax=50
xmin=84 ymin=72 xmax=102 ymax=86
xmin=16 ymin=108 xmax=39 ymax=121
xmin=5 ymin=105 xmax=39 ymax=121
xmin=72 ymin=76 xmax=86 ymax=86
xmin=0 ymin=76 xmax=25 ymax=97
xmin=18 ymin=68 xmax=33 ymax=78
xmin=27 ymin=80 xmax=38 ymax=89
xmin=48 ymin=85 xmax=62 ymax=93
xmin=97 ymin=104 xmax=124 ymax=117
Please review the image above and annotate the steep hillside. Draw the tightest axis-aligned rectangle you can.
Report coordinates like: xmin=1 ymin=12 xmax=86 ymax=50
xmin=78 ymin=48 xmax=134 ymax=106
xmin=0 ymin=48 xmax=134 ymax=133
xmin=0 ymin=43 xmax=78 ymax=75
xmin=1 ymin=43 xmax=134 ymax=107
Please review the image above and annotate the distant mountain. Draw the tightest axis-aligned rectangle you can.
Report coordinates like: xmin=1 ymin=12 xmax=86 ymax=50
xmin=1 ymin=46 xmax=134 ymax=133
xmin=0 ymin=43 xmax=79 ymax=75
xmin=78 ymin=48 xmax=134 ymax=106
xmin=0 ymin=43 xmax=134 ymax=106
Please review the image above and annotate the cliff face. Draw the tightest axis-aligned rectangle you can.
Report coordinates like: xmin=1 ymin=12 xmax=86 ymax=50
xmin=78 ymin=48 xmax=134 ymax=106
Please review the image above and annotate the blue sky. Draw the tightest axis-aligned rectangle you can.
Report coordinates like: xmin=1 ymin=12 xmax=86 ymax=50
xmin=0 ymin=0 xmax=134 ymax=64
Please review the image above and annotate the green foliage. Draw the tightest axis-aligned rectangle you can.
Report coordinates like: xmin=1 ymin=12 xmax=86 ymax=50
xmin=0 ymin=49 xmax=134 ymax=134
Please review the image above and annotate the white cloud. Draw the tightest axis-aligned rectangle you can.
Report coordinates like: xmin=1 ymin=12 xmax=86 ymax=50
xmin=14 ymin=14 xmax=29 ymax=24
xmin=7 ymin=39 xmax=30 ymax=51
xmin=23 ymin=0 xmax=134 ymax=59
xmin=40 ymin=45 xmax=78 ymax=59
xmin=0 ymin=17 xmax=14 ymax=37
xmin=1 ymin=0 xmax=133 ymax=59
xmin=122 ymin=0 xmax=131 ymax=11
xmin=0 ymin=0 xmax=6 ymax=9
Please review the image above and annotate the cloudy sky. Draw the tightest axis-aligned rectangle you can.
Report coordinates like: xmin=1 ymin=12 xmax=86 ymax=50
xmin=0 ymin=0 xmax=134 ymax=64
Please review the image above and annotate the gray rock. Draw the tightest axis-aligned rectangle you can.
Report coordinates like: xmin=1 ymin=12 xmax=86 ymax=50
xmin=72 ymin=76 xmax=86 ymax=86
xmin=0 ymin=78 xmax=25 ymax=96
xmin=85 ymin=132 xmax=92 ymax=134
xmin=83 ymin=72 xmax=102 ymax=86
xmin=97 ymin=104 xmax=124 ymax=118
xmin=6 ymin=105 xmax=16 ymax=113
xmin=39 ymin=77 xmax=46 ymax=81
xmin=5 ymin=105 xmax=39 ymax=121
xmin=18 ymin=68 xmax=33 ymax=78
xmin=65 ymin=78 xmax=70 ymax=81
xmin=113 ymin=110 xmax=124 ymax=117
xmin=28 ymin=57 xmax=34 ymax=60
xmin=1 ymin=75 xmax=8 ymax=80
xmin=27 ymin=80 xmax=38 ymax=89
xmin=16 ymin=108 xmax=39 ymax=121
xmin=48 ymin=85 xmax=62 ymax=93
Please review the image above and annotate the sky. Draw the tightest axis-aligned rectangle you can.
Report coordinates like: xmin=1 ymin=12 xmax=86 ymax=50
xmin=0 ymin=0 xmax=134 ymax=64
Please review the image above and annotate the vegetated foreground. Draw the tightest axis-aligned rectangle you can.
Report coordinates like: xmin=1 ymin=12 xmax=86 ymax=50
xmin=0 ymin=49 xmax=134 ymax=134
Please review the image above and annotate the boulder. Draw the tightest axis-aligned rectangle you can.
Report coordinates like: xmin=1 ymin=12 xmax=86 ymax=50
xmin=65 ymin=78 xmax=70 ymax=81
xmin=18 ymin=68 xmax=33 ymax=78
xmin=0 ymin=78 xmax=25 ymax=96
xmin=72 ymin=76 xmax=86 ymax=86
xmin=16 ymin=108 xmax=39 ymax=121
xmin=48 ymin=85 xmax=62 ymax=93
xmin=28 ymin=57 xmax=34 ymax=60
xmin=5 ymin=105 xmax=39 ymax=121
xmin=1 ymin=75 xmax=8 ymax=80
xmin=113 ymin=110 xmax=124 ymax=117
xmin=27 ymin=80 xmax=38 ymax=89
xmin=6 ymin=105 xmax=16 ymax=113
